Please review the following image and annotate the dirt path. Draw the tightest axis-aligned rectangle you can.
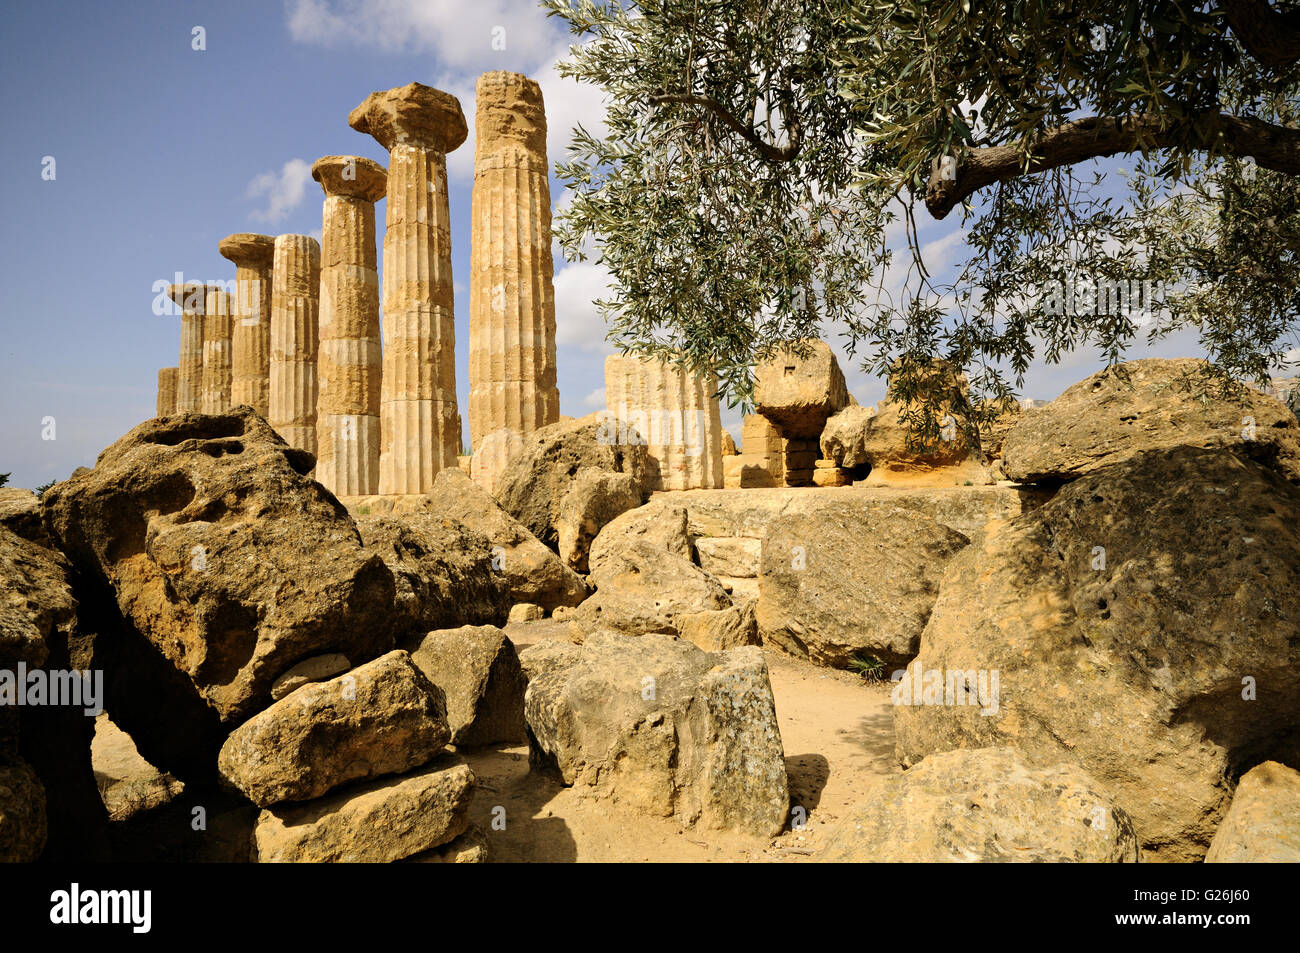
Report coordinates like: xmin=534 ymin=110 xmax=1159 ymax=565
xmin=459 ymin=625 xmax=899 ymax=862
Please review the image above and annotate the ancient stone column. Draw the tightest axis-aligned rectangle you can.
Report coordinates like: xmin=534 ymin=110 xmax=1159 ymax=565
xmin=218 ymin=233 xmax=275 ymax=417
xmin=269 ymin=235 xmax=321 ymax=455
xmin=468 ymin=71 xmax=561 ymax=487
xmin=350 ymin=82 xmax=467 ymax=495
xmin=157 ymin=367 xmax=178 ymax=416
xmin=168 ymin=283 xmax=205 ymax=413
xmin=604 ymin=354 xmax=724 ymax=490
xmin=311 ymin=155 xmax=387 ymax=497
xmin=201 ymin=285 xmax=233 ymax=414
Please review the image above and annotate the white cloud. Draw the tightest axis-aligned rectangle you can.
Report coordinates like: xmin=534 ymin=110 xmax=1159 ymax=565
xmin=554 ymin=260 xmax=614 ymax=353
xmin=246 ymin=158 xmax=313 ymax=224
xmin=581 ymin=386 xmax=606 ymax=409
xmin=285 ymin=0 xmax=560 ymax=71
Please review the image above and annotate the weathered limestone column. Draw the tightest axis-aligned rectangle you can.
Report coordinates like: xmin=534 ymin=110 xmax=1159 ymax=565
xmin=269 ymin=235 xmax=321 ymax=454
xmin=350 ymin=82 xmax=467 ymax=494
xmin=218 ymin=233 xmax=275 ymax=417
xmin=157 ymin=367 xmax=178 ymax=416
xmin=311 ymin=155 xmax=387 ymax=496
xmin=604 ymin=354 xmax=724 ymax=490
xmin=168 ymin=283 xmax=205 ymax=413
xmin=468 ymin=71 xmax=560 ymax=487
xmin=201 ymin=284 xmax=233 ymax=414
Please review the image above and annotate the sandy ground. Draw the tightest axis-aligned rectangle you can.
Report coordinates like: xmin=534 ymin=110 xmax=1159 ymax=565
xmin=457 ymin=621 xmax=900 ymax=862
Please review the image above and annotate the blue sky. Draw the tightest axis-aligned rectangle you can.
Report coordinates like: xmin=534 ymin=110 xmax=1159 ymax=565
xmin=0 ymin=0 xmax=1221 ymax=489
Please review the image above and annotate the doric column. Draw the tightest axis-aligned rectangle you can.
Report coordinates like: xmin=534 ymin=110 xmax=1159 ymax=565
xmin=604 ymin=354 xmax=724 ymax=490
xmin=201 ymin=284 xmax=233 ymax=414
xmin=468 ymin=71 xmax=560 ymax=479
xmin=219 ymin=233 xmax=275 ymax=417
xmin=269 ymin=235 xmax=321 ymax=455
xmin=168 ymin=283 xmax=205 ymax=413
xmin=157 ymin=367 xmax=178 ymax=416
xmin=311 ymin=155 xmax=386 ymax=496
xmin=350 ymin=81 xmax=467 ymax=494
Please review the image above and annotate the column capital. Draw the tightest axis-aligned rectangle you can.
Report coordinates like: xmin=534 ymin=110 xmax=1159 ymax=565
xmin=167 ymin=282 xmax=205 ymax=313
xmin=218 ymin=233 xmax=275 ymax=269
xmin=349 ymin=82 xmax=468 ymax=154
xmin=312 ymin=155 xmax=387 ymax=202
xmin=475 ymin=71 xmax=547 ymax=155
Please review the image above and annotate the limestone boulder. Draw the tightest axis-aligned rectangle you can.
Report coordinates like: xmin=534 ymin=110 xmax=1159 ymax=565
xmin=255 ymin=757 xmax=474 ymax=863
xmin=1001 ymin=358 xmax=1300 ymax=483
xmin=90 ymin=713 xmax=184 ymax=822
xmin=588 ymin=503 xmax=692 ymax=575
xmin=217 ymin=651 xmax=449 ymax=807
xmin=820 ymin=747 xmax=1139 ymax=862
xmin=820 ymin=401 xmax=988 ymax=486
xmin=677 ymin=600 xmax=760 ymax=652
xmin=555 ymin=466 xmax=642 ymax=573
xmin=572 ymin=540 xmax=731 ymax=637
xmin=753 ymin=341 xmax=849 ymax=439
xmin=402 ymin=625 xmax=527 ymax=746
xmin=1 ymin=524 xmax=77 ymax=670
xmin=356 ymin=509 xmax=511 ymax=636
xmin=270 ymin=654 xmax=351 ymax=701
xmin=40 ymin=409 xmax=397 ymax=773
xmin=1205 ymin=762 xmax=1300 ymax=863
xmin=521 ymin=632 xmax=789 ymax=835
xmin=757 ymin=502 xmax=969 ymax=667
xmin=495 ymin=414 xmax=648 ymax=551
xmin=424 ymin=467 xmax=587 ymax=611
xmin=894 ymin=447 xmax=1300 ymax=861
xmin=0 ymin=488 xmax=50 ymax=546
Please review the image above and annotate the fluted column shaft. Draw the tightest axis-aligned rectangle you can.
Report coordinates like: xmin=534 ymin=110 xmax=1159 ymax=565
xmin=468 ymin=71 xmax=560 ymax=447
xmin=157 ymin=367 xmax=178 ymax=416
xmin=220 ymin=233 xmax=276 ymax=417
xmin=350 ymin=81 xmax=467 ymax=495
xmin=313 ymin=156 xmax=386 ymax=496
xmin=269 ymin=235 xmax=321 ymax=455
xmin=169 ymin=283 xmax=205 ymax=413
xmin=604 ymin=354 xmax=724 ymax=490
xmin=201 ymin=287 xmax=233 ymax=414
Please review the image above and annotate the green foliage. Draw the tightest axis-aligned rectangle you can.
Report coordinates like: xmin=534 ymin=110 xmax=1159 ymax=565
xmin=847 ymin=651 xmax=887 ymax=681
xmin=34 ymin=480 xmax=55 ymax=498
xmin=0 ymin=472 xmax=8 ymax=488
xmin=544 ymin=0 xmax=1300 ymax=434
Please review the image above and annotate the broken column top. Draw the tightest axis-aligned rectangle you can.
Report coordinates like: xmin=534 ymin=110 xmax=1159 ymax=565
xmin=475 ymin=71 xmax=546 ymax=154
xmin=348 ymin=81 xmax=468 ymax=153
xmin=167 ymin=282 xmax=204 ymax=310
xmin=218 ymin=233 xmax=275 ymax=268
xmin=312 ymin=155 xmax=387 ymax=202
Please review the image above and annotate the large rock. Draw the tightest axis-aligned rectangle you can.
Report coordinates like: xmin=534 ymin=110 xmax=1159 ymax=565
xmin=1002 ymin=358 xmax=1300 ymax=483
xmin=555 ymin=467 xmax=642 ymax=574
xmin=1 ymin=526 xmax=109 ymax=860
xmin=894 ymin=447 xmax=1300 ymax=861
xmin=521 ymin=633 xmax=788 ymax=835
xmin=0 ymin=488 xmax=50 ymax=546
xmin=820 ymin=747 xmax=1140 ymax=862
xmin=572 ymin=540 xmax=731 ymax=637
xmin=356 ymin=509 xmax=511 ymax=637
xmin=820 ymin=402 xmax=988 ymax=486
xmin=758 ymin=502 xmax=969 ymax=667
xmin=90 ymin=713 xmax=184 ymax=821
xmin=0 ymin=754 xmax=46 ymax=862
xmin=495 ymin=414 xmax=648 ymax=551
xmin=40 ymin=408 xmax=397 ymax=776
xmin=1205 ymin=761 xmax=1300 ymax=863
xmin=254 ymin=757 xmax=474 ymax=863
xmin=423 ymin=468 xmax=587 ymax=611
xmin=1 ymin=524 xmax=76 ymax=669
xmin=217 ymin=651 xmax=450 ymax=807
xmin=402 ymin=626 xmax=527 ymax=746
xmin=588 ymin=503 xmax=692 ymax=574
xmin=753 ymin=341 xmax=849 ymax=439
